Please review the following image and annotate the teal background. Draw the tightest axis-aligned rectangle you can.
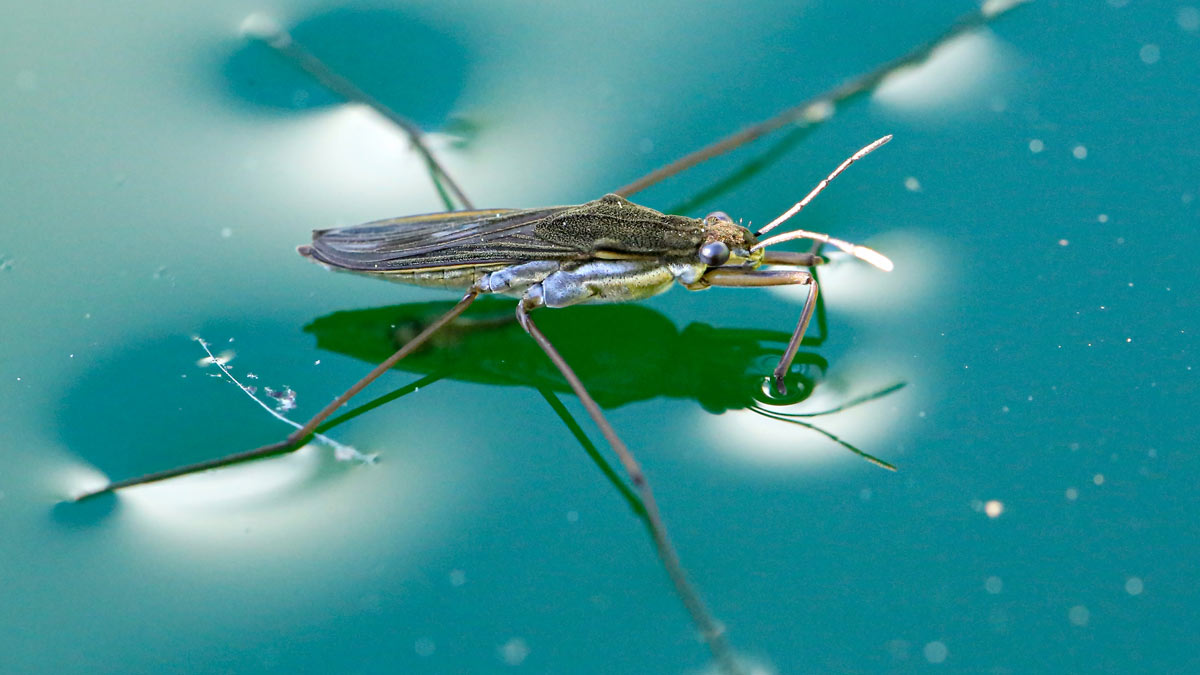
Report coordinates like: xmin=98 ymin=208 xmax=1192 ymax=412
xmin=2 ymin=1 xmax=1197 ymax=672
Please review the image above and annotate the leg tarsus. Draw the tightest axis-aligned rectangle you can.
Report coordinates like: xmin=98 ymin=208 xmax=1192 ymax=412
xmin=515 ymin=301 xmax=741 ymax=672
xmin=77 ymin=290 xmax=482 ymax=501
xmin=773 ymin=277 xmax=819 ymax=395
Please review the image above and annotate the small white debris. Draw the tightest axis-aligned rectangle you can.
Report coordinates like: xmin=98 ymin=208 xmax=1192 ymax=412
xmin=1139 ymin=44 xmax=1161 ymax=65
xmin=1072 ymin=145 xmax=1088 ymax=160
xmin=1058 ymin=239 xmax=1069 ymax=247
xmin=1125 ymin=577 xmax=1144 ymax=596
xmin=1066 ymin=487 xmax=1079 ymax=501
xmin=265 ymin=386 xmax=296 ymax=412
xmin=985 ymin=500 xmax=1004 ymax=518
xmin=498 ymin=638 xmax=530 ymax=666
xmin=1098 ymin=213 xmax=1109 ymax=223
xmin=1028 ymin=139 xmax=1044 ymax=153
xmin=1068 ymin=605 xmax=1090 ymax=626
xmin=1093 ymin=473 xmax=1105 ymax=486
xmin=904 ymin=176 xmax=921 ymax=192
xmin=197 ymin=350 xmax=235 ymax=367
xmin=923 ymin=641 xmax=948 ymax=664
xmin=1179 ymin=7 xmax=1200 ymax=32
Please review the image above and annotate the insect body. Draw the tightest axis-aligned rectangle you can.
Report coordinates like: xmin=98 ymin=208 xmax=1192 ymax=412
xmin=299 ymin=136 xmax=894 ymax=395
xmin=300 ymin=194 xmax=756 ymax=303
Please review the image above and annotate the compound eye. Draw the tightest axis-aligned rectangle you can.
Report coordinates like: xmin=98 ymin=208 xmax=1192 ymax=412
xmin=705 ymin=211 xmax=733 ymax=223
xmin=699 ymin=241 xmax=731 ymax=266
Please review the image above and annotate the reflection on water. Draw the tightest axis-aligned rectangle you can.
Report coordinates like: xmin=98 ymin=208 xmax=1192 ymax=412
xmin=222 ymin=7 xmax=469 ymax=130
xmin=304 ymin=297 xmax=905 ymax=471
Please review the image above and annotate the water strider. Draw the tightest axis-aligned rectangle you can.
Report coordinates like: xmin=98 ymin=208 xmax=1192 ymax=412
xmin=74 ymin=2 xmax=1029 ymax=671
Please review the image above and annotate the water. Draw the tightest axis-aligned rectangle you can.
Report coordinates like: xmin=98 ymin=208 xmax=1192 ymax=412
xmin=2 ymin=1 xmax=1197 ymax=672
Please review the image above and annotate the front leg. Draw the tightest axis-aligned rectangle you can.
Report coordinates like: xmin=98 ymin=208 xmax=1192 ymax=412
xmin=695 ymin=269 xmax=817 ymax=395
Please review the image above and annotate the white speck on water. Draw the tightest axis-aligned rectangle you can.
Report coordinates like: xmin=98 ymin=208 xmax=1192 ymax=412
xmin=220 ymin=227 xmax=233 ymax=238
xmin=314 ymin=360 xmax=321 ymax=365
xmin=1058 ymin=239 xmax=1069 ymax=246
xmin=1179 ymin=7 xmax=1200 ymax=32
xmin=247 ymin=372 xmax=258 ymax=379
xmin=414 ymin=637 xmax=436 ymax=657
xmin=449 ymin=569 xmax=466 ymax=587
xmin=1093 ymin=473 xmax=1105 ymax=486
xmin=985 ymin=576 xmax=1003 ymax=594
xmin=904 ymin=176 xmax=921 ymax=191
xmin=1072 ymin=145 xmax=1088 ymax=159
xmin=1098 ymin=213 xmax=1109 ymax=223
xmin=1125 ymin=577 xmax=1144 ymax=595
xmin=1069 ymin=605 xmax=1090 ymax=626
xmin=1028 ymin=139 xmax=1044 ymax=153
xmin=1139 ymin=44 xmax=1161 ymax=65
xmin=1066 ymin=487 xmax=1078 ymax=501
xmin=923 ymin=641 xmax=948 ymax=664
xmin=985 ymin=500 xmax=1004 ymax=518
xmin=499 ymin=638 xmax=530 ymax=666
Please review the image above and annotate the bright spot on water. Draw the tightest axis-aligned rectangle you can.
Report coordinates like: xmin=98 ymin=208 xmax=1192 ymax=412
xmin=985 ymin=500 xmax=1004 ymax=518
xmin=985 ymin=576 xmax=1003 ymax=594
xmin=1072 ymin=145 xmax=1088 ymax=159
xmin=220 ymin=227 xmax=233 ymax=238
xmin=1125 ymin=577 xmax=1144 ymax=595
xmin=1069 ymin=605 xmax=1090 ymax=626
xmin=904 ymin=176 xmax=921 ymax=192
xmin=923 ymin=641 xmax=948 ymax=664
xmin=1029 ymin=139 xmax=1045 ymax=153
xmin=499 ymin=637 xmax=530 ymax=666
xmin=1066 ymin=487 xmax=1079 ymax=501
xmin=874 ymin=31 xmax=1004 ymax=110
xmin=803 ymin=99 xmax=835 ymax=122
xmin=1093 ymin=473 xmax=1105 ymax=486
xmin=58 ymin=465 xmax=111 ymax=501
xmin=1179 ymin=7 xmax=1200 ymax=32
xmin=1139 ymin=44 xmax=1161 ymax=65
xmin=121 ymin=444 xmax=322 ymax=516
xmin=1098 ymin=213 xmax=1109 ymax=223
xmin=768 ymin=230 xmax=941 ymax=315
xmin=1058 ymin=239 xmax=1069 ymax=247
xmin=239 ymin=13 xmax=282 ymax=40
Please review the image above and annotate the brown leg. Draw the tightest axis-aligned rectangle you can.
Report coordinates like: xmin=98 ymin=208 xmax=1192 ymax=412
xmin=613 ymin=1 xmax=1030 ymax=197
xmin=246 ymin=18 xmax=474 ymax=211
xmin=699 ymin=269 xmax=817 ymax=395
xmin=515 ymin=300 xmax=741 ymax=674
xmin=74 ymin=290 xmax=481 ymax=501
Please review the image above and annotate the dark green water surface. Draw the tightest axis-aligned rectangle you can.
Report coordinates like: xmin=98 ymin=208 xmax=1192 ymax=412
xmin=2 ymin=1 xmax=1197 ymax=672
